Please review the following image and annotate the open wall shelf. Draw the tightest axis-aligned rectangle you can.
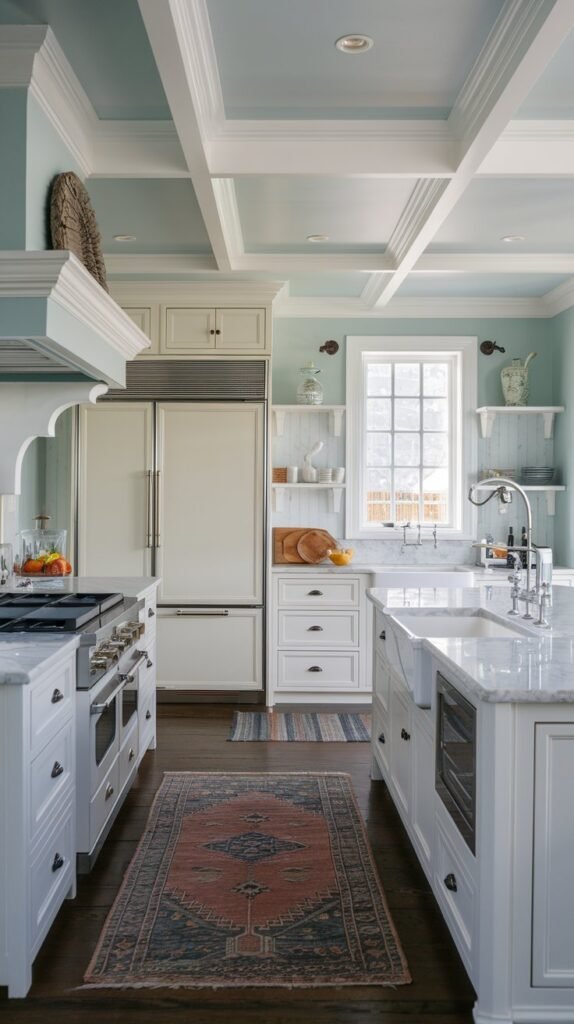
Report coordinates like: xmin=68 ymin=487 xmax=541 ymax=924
xmin=272 ymin=482 xmax=346 ymax=513
xmin=476 ymin=406 xmax=564 ymax=440
xmin=272 ymin=405 xmax=345 ymax=437
xmin=475 ymin=483 xmax=565 ymax=515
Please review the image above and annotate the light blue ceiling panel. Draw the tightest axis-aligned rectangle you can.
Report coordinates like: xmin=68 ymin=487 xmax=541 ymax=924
xmin=518 ymin=28 xmax=574 ymax=118
xmin=87 ymin=179 xmax=212 ymax=255
xmin=236 ymin=176 xmax=414 ymax=251
xmin=206 ymin=0 xmax=504 ymax=119
xmin=0 ymin=0 xmax=170 ymax=119
xmin=287 ymin=274 xmax=369 ymax=297
xmin=430 ymin=179 xmax=574 ymax=253
xmin=398 ymin=273 xmax=568 ymax=298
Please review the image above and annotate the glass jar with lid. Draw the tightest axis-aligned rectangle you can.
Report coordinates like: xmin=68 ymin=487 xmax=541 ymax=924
xmin=15 ymin=514 xmax=71 ymax=576
xmin=296 ymin=361 xmax=323 ymax=405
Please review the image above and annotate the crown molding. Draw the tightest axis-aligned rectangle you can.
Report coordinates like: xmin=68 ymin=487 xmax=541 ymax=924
xmin=230 ymin=252 xmax=391 ymax=273
xmin=385 ymin=179 xmax=449 ymax=267
xmin=92 ymin=121 xmax=188 ymax=178
xmin=480 ymin=118 xmax=574 ymax=175
xmin=414 ymin=252 xmax=574 ymax=274
xmin=108 ymin=278 xmax=286 ymax=306
xmin=274 ymin=294 xmax=546 ymax=319
xmin=542 ymin=275 xmax=574 ymax=316
xmin=165 ymin=0 xmax=225 ymax=139
xmin=104 ymin=253 xmax=218 ymax=275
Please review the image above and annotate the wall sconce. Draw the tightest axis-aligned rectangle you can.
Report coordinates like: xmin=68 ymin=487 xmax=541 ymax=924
xmin=319 ymin=339 xmax=339 ymax=355
xmin=480 ymin=339 xmax=506 ymax=355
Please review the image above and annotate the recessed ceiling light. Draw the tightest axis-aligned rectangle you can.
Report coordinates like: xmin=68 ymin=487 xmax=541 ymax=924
xmin=501 ymin=234 xmax=525 ymax=243
xmin=113 ymin=234 xmax=137 ymax=242
xmin=335 ymin=34 xmax=374 ymax=54
xmin=307 ymin=234 xmax=329 ymax=243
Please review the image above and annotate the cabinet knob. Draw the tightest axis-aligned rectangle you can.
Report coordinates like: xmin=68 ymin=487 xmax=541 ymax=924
xmin=209 ymin=329 xmax=215 ymax=335
xmin=307 ymin=625 xmax=323 ymax=631
xmin=444 ymin=872 xmax=457 ymax=893
xmin=52 ymin=853 xmax=64 ymax=872
xmin=148 ymin=607 xmax=155 ymax=618
xmin=128 ymin=748 xmax=135 ymax=762
xmin=146 ymin=709 xmax=152 ymax=720
xmin=105 ymin=783 xmax=115 ymax=800
xmin=308 ymin=590 xmax=323 ymax=596
xmin=51 ymin=761 xmax=64 ymax=779
xmin=307 ymin=665 xmax=323 ymax=672
xmin=215 ymin=329 xmax=221 ymax=335
xmin=378 ymin=732 xmax=385 ymax=744
xmin=146 ymin=658 xmax=153 ymax=668
xmin=51 ymin=688 xmax=64 ymax=704
xmin=400 ymin=727 xmax=411 ymax=741
xmin=379 ymin=630 xmax=386 ymax=640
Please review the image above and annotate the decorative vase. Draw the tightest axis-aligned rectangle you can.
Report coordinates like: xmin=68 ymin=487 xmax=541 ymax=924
xmin=296 ymin=361 xmax=323 ymax=405
xmin=500 ymin=352 xmax=537 ymax=406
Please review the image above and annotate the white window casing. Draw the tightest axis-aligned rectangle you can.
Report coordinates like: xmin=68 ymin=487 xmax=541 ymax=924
xmin=346 ymin=336 xmax=478 ymax=541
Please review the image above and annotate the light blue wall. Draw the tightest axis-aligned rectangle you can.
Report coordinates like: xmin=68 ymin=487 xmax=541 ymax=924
xmin=272 ymin=317 xmax=554 ymax=405
xmin=25 ymin=94 xmax=84 ymax=249
xmin=0 ymin=90 xmax=27 ymax=247
xmin=552 ymin=308 xmax=574 ymax=567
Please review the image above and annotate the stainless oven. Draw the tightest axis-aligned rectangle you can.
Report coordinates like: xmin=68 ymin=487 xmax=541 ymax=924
xmin=435 ymin=672 xmax=477 ymax=853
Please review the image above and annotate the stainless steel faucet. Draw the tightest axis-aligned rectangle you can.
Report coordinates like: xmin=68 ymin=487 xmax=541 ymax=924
xmin=468 ymin=476 xmax=553 ymax=626
xmin=400 ymin=523 xmax=438 ymax=553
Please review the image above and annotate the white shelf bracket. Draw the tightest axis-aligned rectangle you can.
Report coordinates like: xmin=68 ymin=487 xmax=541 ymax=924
xmin=329 ymin=408 xmax=345 ymax=437
xmin=545 ymin=490 xmax=557 ymax=516
xmin=479 ymin=410 xmax=496 ymax=438
xmin=330 ymin=487 xmax=344 ymax=513
xmin=542 ymin=412 xmax=556 ymax=440
xmin=272 ymin=487 xmax=285 ymax=513
xmin=273 ymin=409 xmax=286 ymax=436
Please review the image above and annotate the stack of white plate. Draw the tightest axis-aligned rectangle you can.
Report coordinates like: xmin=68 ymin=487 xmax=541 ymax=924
xmin=521 ymin=467 xmax=554 ymax=485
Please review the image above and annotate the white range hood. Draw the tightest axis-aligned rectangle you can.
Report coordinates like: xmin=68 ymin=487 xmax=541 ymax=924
xmin=0 ymin=249 xmax=150 ymax=500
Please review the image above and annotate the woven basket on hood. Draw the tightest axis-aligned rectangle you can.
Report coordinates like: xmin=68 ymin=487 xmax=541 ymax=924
xmin=50 ymin=171 xmax=108 ymax=292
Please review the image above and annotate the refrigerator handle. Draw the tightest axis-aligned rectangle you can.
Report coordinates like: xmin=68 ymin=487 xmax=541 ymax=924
xmin=146 ymin=470 xmax=153 ymax=548
xmin=154 ymin=470 xmax=161 ymax=548
xmin=172 ymin=609 xmax=230 ymax=617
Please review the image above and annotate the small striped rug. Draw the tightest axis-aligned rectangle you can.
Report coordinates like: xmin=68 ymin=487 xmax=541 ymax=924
xmin=228 ymin=711 xmax=371 ymax=742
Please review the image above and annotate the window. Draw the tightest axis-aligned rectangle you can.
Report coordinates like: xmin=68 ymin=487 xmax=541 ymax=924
xmin=346 ymin=337 xmax=477 ymax=540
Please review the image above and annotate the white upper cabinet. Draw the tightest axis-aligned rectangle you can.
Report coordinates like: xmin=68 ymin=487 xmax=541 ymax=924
xmin=162 ymin=307 xmax=267 ymax=354
xmin=122 ymin=306 xmax=160 ymax=355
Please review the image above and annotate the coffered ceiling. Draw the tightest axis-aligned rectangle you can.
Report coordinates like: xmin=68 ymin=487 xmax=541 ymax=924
xmin=5 ymin=0 xmax=574 ymax=315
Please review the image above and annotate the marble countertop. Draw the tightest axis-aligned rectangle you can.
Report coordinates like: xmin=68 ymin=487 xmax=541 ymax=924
xmin=367 ymin=584 xmax=574 ymax=703
xmin=0 ymin=635 xmax=79 ymax=685
xmin=0 ymin=575 xmax=160 ymax=598
xmin=272 ymin=563 xmax=477 ymax=574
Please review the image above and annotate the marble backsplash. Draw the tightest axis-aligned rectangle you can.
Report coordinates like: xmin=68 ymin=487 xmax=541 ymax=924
xmin=336 ymin=538 xmax=476 ymax=565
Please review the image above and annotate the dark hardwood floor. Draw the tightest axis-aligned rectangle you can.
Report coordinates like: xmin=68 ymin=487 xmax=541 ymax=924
xmin=2 ymin=707 xmax=476 ymax=1023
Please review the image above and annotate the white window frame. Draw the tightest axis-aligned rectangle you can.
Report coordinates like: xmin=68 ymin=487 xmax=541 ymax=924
xmin=346 ymin=336 xmax=477 ymax=541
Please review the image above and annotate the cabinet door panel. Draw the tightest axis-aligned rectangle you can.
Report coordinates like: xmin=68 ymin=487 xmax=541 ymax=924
xmin=411 ymin=709 xmax=435 ymax=876
xmin=156 ymin=403 xmax=264 ymax=604
xmin=78 ymin=403 xmax=153 ymax=577
xmin=390 ymin=683 xmax=412 ymax=818
xmin=122 ymin=306 xmax=159 ymax=355
xmin=157 ymin=608 xmax=262 ymax=691
xmin=162 ymin=308 xmax=215 ymax=352
xmin=215 ymin=308 xmax=266 ymax=351
xmin=532 ymin=723 xmax=574 ymax=986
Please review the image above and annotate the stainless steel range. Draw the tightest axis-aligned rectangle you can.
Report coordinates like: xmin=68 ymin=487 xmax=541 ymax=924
xmin=0 ymin=591 xmax=152 ymax=871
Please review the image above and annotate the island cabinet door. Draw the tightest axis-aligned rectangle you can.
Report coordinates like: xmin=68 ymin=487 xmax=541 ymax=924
xmin=389 ymin=681 xmax=412 ymax=819
xmin=531 ymin=723 xmax=574 ymax=987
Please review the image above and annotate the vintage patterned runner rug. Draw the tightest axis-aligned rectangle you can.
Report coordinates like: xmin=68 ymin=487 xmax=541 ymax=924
xmin=84 ymin=772 xmax=410 ymax=989
xmin=229 ymin=711 xmax=371 ymax=742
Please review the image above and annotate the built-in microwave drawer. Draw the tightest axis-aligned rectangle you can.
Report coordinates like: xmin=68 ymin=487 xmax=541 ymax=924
xmin=277 ymin=610 xmax=359 ymax=647
xmin=276 ymin=651 xmax=360 ymax=690
xmin=277 ymin=577 xmax=360 ymax=608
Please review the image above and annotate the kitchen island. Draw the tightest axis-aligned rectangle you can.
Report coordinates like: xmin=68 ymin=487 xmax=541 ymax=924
xmin=368 ymin=583 xmax=574 ymax=1024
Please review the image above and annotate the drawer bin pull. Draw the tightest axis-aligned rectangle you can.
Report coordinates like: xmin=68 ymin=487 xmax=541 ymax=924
xmin=379 ymin=630 xmax=386 ymax=640
xmin=400 ymin=728 xmax=411 ymax=741
xmin=307 ymin=625 xmax=323 ymax=631
xmin=307 ymin=665 xmax=323 ymax=672
xmin=145 ymin=710 xmax=152 ymax=720
xmin=51 ymin=688 xmax=64 ymax=704
xmin=50 ymin=761 xmax=64 ymax=779
xmin=308 ymin=590 xmax=323 ymax=596
xmin=444 ymin=872 xmax=458 ymax=893
xmin=52 ymin=853 xmax=64 ymax=872
xmin=378 ymin=732 xmax=385 ymax=744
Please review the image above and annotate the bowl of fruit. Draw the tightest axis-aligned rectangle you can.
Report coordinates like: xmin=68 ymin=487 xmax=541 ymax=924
xmin=16 ymin=515 xmax=72 ymax=576
xmin=20 ymin=551 xmax=72 ymax=576
xmin=327 ymin=548 xmax=354 ymax=566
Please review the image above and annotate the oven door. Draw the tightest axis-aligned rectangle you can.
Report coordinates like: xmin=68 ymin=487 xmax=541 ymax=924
xmin=90 ymin=674 xmax=122 ymax=793
xmin=435 ymin=673 xmax=477 ymax=853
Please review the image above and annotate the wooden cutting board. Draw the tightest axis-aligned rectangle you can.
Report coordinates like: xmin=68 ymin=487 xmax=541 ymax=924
xmin=273 ymin=527 xmax=337 ymax=564
xmin=297 ymin=529 xmax=337 ymax=564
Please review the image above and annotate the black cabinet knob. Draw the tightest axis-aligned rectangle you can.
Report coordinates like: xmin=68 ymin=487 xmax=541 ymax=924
xmin=379 ymin=630 xmax=386 ymax=640
xmin=307 ymin=625 xmax=323 ymax=631
xmin=51 ymin=688 xmax=64 ymax=704
xmin=148 ymin=607 xmax=155 ymax=617
xmin=51 ymin=761 xmax=64 ymax=778
xmin=146 ymin=709 xmax=152 ymax=720
xmin=444 ymin=872 xmax=457 ymax=892
xmin=52 ymin=853 xmax=64 ymax=872
xmin=308 ymin=665 xmax=323 ymax=672
xmin=308 ymin=590 xmax=323 ymax=596
xmin=400 ymin=727 xmax=411 ymax=741
xmin=378 ymin=732 xmax=385 ymax=744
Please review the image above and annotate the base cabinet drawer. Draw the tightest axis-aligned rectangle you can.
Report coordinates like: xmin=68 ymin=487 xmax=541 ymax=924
xmin=157 ymin=608 xmax=262 ymax=690
xmin=373 ymin=699 xmax=390 ymax=774
xmin=90 ymin=759 xmax=120 ymax=848
xmin=30 ymin=658 xmax=74 ymax=757
xmin=30 ymin=719 xmax=74 ymax=847
xmin=277 ymin=651 xmax=360 ymax=690
xmin=277 ymin=578 xmax=360 ymax=608
xmin=30 ymin=806 xmax=74 ymax=957
xmin=433 ymin=819 xmax=477 ymax=975
xmin=278 ymin=610 xmax=358 ymax=647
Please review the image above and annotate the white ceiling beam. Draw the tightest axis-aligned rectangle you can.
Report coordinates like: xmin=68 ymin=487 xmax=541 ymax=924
xmin=206 ymin=122 xmax=454 ymax=178
xmin=368 ymin=0 xmax=574 ymax=308
xmin=91 ymin=122 xmax=189 ymax=178
xmin=137 ymin=0 xmax=233 ymax=270
xmin=479 ymin=120 xmax=574 ymax=175
xmin=542 ymin=275 xmax=574 ymax=315
xmin=414 ymin=253 xmax=574 ymax=274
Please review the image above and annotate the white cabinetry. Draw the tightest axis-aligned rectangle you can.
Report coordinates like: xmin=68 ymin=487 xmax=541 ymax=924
xmin=270 ymin=571 xmax=370 ymax=704
xmin=0 ymin=650 xmax=77 ymax=998
xmin=120 ymin=303 xmax=269 ymax=355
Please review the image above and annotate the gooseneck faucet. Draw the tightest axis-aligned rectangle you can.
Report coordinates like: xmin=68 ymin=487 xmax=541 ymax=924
xmin=468 ymin=476 xmax=551 ymax=624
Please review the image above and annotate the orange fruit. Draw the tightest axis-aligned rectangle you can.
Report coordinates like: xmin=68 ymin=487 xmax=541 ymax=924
xmin=43 ymin=558 xmax=67 ymax=575
xmin=22 ymin=558 xmax=44 ymax=574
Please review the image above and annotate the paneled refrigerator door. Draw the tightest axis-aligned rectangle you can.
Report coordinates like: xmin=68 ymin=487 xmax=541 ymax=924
xmin=78 ymin=403 xmax=154 ymax=577
xmin=155 ymin=403 xmax=264 ymax=605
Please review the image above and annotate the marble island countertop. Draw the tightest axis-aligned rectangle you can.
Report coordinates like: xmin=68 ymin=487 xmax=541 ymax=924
xmin=0 ymin=635 xmax=79 ymax=685
xmin=367 ymin=584 xmax=574 ymax=703
xmin=0 ymin=575 xmax=160 ymax=598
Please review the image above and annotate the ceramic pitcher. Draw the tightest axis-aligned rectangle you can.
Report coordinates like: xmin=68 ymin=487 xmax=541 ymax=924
xmin=500 ymin=352 xmax=537 ymax=406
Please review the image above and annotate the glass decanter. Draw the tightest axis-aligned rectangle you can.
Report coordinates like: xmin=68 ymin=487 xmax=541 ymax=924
xmin=296 ymin=361 xmax=323 ymax=405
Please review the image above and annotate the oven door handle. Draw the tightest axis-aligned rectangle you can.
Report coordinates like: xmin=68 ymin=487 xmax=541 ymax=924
xmin=119 ymin=652 xmax=149 ymax=684
xmin=90 ymin=677 xmax=130 ymax=716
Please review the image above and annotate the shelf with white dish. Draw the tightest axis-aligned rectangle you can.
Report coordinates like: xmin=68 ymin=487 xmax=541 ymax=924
xmin=272 ymin=405 xmax=346 ymax=437
xmin=476 ymin=406 xmax=564 ymax=440
xmin=475 ymin=482 xmax=565 ymax=515
xmin=272 ymin=482 xmax=346 ymax=513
